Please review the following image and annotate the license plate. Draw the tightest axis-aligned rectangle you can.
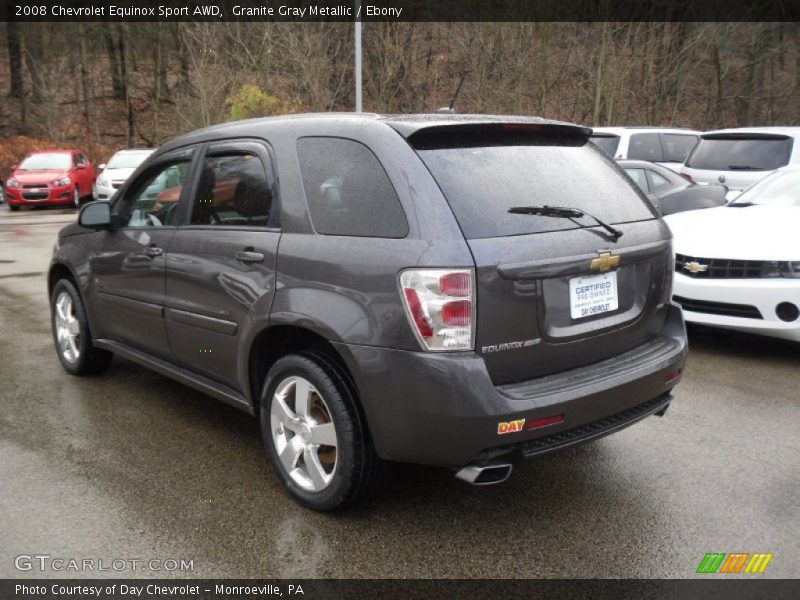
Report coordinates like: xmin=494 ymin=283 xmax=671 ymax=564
xmin=569 ymin=272 xmax=619 ymax=320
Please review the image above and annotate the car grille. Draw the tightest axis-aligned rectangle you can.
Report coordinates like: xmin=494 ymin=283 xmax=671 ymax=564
xmin=21 ymin=191 xmax=49 ymax=200
xmin=487 ymin=393 xmax=671 ymax=458
xmin=673 ymin=295 xmax=763 ymax=319
xmin=675 ymin=253 xmax=764 ymax=278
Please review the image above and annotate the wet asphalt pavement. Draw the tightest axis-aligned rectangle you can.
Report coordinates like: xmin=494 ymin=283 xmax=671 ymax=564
xmin=0 ymin=205 xmax=798 ymax=579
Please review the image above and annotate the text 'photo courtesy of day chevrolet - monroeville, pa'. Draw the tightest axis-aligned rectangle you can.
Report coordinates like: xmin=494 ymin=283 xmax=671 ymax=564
xmin=0 ymin=2 xmax=798 ymax=599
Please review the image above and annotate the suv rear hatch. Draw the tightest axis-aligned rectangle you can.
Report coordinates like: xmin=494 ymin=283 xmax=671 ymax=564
xmin=406 ymin=123 xmax=672 ymax=385
xmin=682 ymin=132 xmax=794 ymax=198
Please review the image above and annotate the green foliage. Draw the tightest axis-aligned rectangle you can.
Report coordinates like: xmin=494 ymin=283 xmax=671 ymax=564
xmin=226 ymin=84 xmax=300 ymax=121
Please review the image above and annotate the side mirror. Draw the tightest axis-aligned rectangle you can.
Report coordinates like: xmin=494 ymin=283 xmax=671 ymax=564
xmin=78 ymin=201 xmax=112 ymax=229
xmin=98 ymin=163 xmax=107 ymax=171
xmin=10 ymin=163 xmax=18 ymax=170
xmin=76 ymin=163 xmax=87 ymax=170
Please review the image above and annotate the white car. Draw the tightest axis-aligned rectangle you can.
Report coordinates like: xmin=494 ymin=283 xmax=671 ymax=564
xmin=681 ymin=127 xmax=800 ymax=200
xmin=665 ymin=165 xmax=800 ymax=342
xmin=94 ymin=148 xmax=154 ymax=200
xmin=590 ymin=127 xmax=701 ymax=172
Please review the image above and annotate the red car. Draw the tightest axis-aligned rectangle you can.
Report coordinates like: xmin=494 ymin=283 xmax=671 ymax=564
xmin=4 ymin=150 xmax=95 ymax=210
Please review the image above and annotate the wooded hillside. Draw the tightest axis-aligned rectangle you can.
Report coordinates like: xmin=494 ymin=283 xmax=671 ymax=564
xmin=1 ymin=22 xmax=798 ymax=165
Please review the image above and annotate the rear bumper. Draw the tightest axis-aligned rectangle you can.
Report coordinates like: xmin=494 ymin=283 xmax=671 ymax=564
xmin=673 ymin=272 xmax=800 ymax=342
xmin=335 ymin=303 xmax=687 ymax=468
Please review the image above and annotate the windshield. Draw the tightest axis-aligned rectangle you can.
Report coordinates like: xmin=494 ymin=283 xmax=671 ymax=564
xmin=107 ymin=151 xmax=152 ymax=169
xmin=686 ymin=136 xmax=792 ymax=171
xmin=590 ymin=135 xmax=620 ymax=157
xmin=18 ymin=153 xmax=72 ymax=170
xmin=730 ymin=170 xmax=800 ymax=207
xmin=415 ymin=132 xmax=654 ymax=239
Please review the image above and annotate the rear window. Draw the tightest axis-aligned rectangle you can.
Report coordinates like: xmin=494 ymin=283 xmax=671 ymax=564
xmin=297 ymin=137 xmax=408 ymax=238
xmin=686 ymin=136 xmax=793 ymax=171
xmin=590 ymin=134 xmax=620 ymax=157
xmin=660 ymin=133 xmax=698 ymax=162
xmin=414 ymin=131 xmax=654 ymax=239
xmin=628 ymin=133 xmax=664 ymax=161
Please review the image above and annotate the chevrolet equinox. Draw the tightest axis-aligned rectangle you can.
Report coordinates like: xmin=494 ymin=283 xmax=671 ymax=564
xmin=49 ymin=114 xmax=688 ymax=510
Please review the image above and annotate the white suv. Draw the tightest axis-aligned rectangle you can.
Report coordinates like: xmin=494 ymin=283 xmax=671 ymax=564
xmin=680 ymin=127 xmax=800 ymax=200
xmin=94 ymin=148 xmax=154 ymax=201
xmin=590 ymin=127 xmax=700 ymax=172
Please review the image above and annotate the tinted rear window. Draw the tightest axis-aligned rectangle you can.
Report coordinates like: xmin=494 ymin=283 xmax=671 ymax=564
xmin=628 ymin=133 xmax=664 ymax=161
xmin=660 ymin=133 xmax=698 ymax=162
xmin=414 ymin=132 xmax=654 ymax=239
xmin=686 ymin=136 xmax=793 ymax=171
xmin=297 ymin=137 xmax=408 ymax=238
xmin=590 ymin=134 xmax=620 ymax=156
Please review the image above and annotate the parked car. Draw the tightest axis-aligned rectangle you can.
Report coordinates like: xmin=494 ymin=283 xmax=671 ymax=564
xmin=666 ymin=165 xmax=800 ymax=342
xmin=591 ymin=127 xmax=701 ymax=171
xmin=94 ymin=148 xmax=155 ymax=201
xmin=5 ymin=150 xmax=94 ymax=211
xmin=48 ymin=114 xmax=687 ymax=510
xmin=681 ymin=127 xmax=800 ymax=200
xmin=618 ymin=159 xmax=728 ymax=216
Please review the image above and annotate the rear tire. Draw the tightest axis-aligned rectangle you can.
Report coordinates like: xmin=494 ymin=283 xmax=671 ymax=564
xmin=51 ymin=279 xmax=112 ymax=375
xmin=260 ymin=353 xmax=383 ymax=511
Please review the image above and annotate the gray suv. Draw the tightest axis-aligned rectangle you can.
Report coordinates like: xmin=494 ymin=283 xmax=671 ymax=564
xmin=49 ymin=114 xmax=687 ymax=510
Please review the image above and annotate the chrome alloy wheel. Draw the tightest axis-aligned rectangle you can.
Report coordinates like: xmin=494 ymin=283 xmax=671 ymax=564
xmin=270 ymin=376 xmax=338 ymax=492
xmin=54 ymin=291 xmax=80 ymax=363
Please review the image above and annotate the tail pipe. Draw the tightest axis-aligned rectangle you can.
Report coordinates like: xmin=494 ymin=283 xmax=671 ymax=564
xmin=455 ymin=462 xmax=513 ymax=486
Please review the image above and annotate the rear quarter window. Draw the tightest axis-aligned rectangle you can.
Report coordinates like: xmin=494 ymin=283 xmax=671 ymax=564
xmin=296 ymin=137 xmax=408 ymax=238
xmin=627 ymin=133 xmax=664 ymax=161
xmin=590 ymin=135 xmax=620 ymax=157
xmin=660 ymin=134 xmax=698 ymax=162
xmin=414 ymin=131 xmax=655 ymax=239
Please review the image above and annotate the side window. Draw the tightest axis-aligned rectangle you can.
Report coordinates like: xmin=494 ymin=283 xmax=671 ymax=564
xmin=76 ymin=153 xmax=88 ymax=166
xmin=627 ymin=133 xmax=664 ymax=161
xmin=648 ymin=170 xmax=670 ymax=191
xmin=624 ymin=168 xmax=649 ymax=192
xmin=117 ymin=160 xmax=190 ymax=228
xmin=660 ymin=134 xmax=698 ymax=163
xmin=296 ymin=137 xmax=408 ymax=238
xmin=190 ymin=153 xmax=274 ymax=227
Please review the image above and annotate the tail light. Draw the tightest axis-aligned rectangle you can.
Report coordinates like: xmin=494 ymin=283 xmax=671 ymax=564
xmin=679 ymin=172 xmax=693 ymax=183
xmin=399 ymin=269 xmax=475 ymax=351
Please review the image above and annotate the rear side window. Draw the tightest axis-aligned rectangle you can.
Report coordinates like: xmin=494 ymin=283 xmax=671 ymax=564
xmin=590 ymin=134 xmax=620 ymax=157
xmin=660 ymin=134 xmax=698 ymax=162
xmin=414 ymin=131 xmax=654 ymax=239
xmin=297 ymin=137 xmax=408 ymax=238
xmin=628 ymin=133 xmax=664 ymax=161
xmin=686 ymin=136 xmax=793 ymax=171
xmin=191 ymin=153 xmax=275 ymax=227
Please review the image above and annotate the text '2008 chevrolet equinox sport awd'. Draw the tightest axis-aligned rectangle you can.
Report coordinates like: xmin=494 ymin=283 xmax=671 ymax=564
xmin=49 ymin=114 xmax=687 ymax=510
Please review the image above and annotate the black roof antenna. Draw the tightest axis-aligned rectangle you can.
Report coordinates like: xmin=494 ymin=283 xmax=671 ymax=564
xmin=436 ymin=70 xmax=470 ymax=114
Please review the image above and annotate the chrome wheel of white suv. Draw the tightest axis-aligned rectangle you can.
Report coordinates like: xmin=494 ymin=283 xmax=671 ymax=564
xmin=270 ymin=375 xmax=338 ymax=492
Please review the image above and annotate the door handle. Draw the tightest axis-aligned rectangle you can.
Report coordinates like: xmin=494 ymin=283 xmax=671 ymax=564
xmin=144 ymin=246 xmax=163 ymax=257
xmin=235 ymin=250 xmax=265 ymax=263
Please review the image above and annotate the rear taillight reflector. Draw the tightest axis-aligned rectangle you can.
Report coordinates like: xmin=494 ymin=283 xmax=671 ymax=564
xmin=400 ymin=269 xmax=475 ymax=351
xmin=527 ymin=414 xmax=565 ymax=430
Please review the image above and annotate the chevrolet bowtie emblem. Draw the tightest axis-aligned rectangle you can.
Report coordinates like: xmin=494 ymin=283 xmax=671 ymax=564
xmin=684 ymin=261 xmax=708 ymax=274
xmin=590 ymin=251 xmax=619 ymax=272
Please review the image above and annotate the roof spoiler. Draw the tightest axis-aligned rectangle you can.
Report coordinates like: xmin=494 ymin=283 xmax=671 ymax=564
xmin=397 ymin=122 xmax=592 ymax=146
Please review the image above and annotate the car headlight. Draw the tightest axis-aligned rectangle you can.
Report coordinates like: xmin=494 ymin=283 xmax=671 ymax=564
xmin=6 ymin=179 xmax=20 ymax=188
xmin=96 ymin=175 xmax=108 ymax=187
xmin=782 ymin=262 xmax=800 ymax=278
xmin=760 ymin=261 xmax=800 ymax=278
xmin=52 ymin=177 xmax=70 ymax=187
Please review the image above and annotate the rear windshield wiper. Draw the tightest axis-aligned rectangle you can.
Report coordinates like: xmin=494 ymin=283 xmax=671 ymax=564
xmin=509 ymin=205 xmax=623 ymax=241
xmin=728 ymin=165 xmax=763 ymax=170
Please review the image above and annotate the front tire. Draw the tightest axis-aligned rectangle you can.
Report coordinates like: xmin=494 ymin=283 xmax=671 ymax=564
xmin=260 ymin=353 xmax=383 ymax=511
xmin=51 ymin=279 xmax=112 ymax=375
xmin=73 ymin=187 xmax=80 ymax=208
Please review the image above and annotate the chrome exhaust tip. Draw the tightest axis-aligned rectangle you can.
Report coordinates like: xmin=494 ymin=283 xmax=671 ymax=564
xmin=455 ymin=462 xmax=513 ymax=486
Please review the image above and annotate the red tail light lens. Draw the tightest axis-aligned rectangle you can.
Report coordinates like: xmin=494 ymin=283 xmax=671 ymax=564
xmin=680 ymin=173 xmax=693 ymax=183
xmin=400 ymin=269 xmax=475 ymax=351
